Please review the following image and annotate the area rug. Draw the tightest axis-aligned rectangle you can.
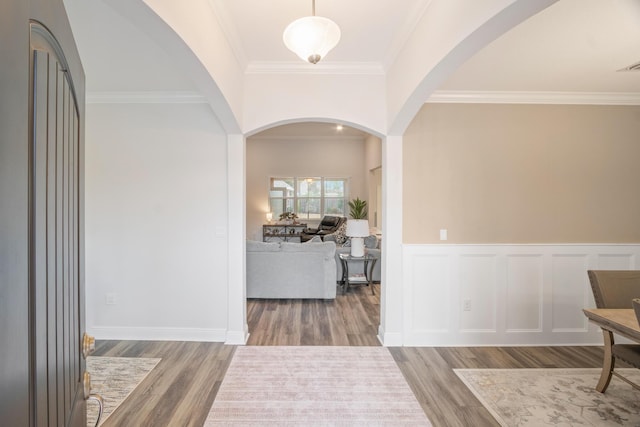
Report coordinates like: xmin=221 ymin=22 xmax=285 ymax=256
xmin=205 ymin=346 xmax=431 ymax=426
xmin=455 ymin=368 xmax=640 ymax=426
xmin=86 ymin=356 xmax=161 ymax=426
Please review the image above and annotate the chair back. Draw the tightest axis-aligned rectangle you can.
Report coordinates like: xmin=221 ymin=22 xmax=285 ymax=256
xmin=588 ymin=270 xmax=640 ymax=308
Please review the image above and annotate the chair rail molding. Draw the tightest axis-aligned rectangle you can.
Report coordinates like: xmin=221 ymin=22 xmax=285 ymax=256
xmin=402 ymin=243 xmax=640 ymax=346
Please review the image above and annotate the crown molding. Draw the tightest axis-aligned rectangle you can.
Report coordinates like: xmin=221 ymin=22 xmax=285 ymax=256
xmin=245 ymin=61 xmax=385 ymax=76
xmin=427 ymin=90 xmax=640 ymax=105
xmin=86 ymin=91 xmax=208 ymax=104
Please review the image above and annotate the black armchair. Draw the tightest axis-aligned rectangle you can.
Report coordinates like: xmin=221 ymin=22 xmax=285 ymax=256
xmin=300 ymin=216 xmax=346 ymax=242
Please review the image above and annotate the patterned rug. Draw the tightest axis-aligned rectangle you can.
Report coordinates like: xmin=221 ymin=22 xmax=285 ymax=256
xmin=86 ymin=356 xmax=161 ymax=426
xmin=205 ymin=346 xmax=431 ymax=426
xmin=455 ymin=368 xmax=640 ymax=426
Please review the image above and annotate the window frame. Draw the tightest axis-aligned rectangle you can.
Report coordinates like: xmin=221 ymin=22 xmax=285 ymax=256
xmin=269 ymin=177 xmax=349 ymax=221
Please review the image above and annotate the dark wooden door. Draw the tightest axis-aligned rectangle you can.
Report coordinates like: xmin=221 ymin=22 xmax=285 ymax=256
xmin=0 ymin=1 xmax=86 ymax=426
xmin=31 ymin=22 xmax=86 ymax=427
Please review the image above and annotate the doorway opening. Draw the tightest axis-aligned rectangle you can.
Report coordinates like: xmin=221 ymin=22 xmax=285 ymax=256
xmin=245 ymin=122 xmax=383 ymax=345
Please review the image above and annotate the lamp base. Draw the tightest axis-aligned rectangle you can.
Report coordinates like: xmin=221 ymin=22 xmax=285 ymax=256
xmin=350 ymin=237 xmax=365 ymax=257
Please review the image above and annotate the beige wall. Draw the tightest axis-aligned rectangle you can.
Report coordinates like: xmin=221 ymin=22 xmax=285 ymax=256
xmin=246 ymin=136 xmax=368 ymax=241
xmin=403 ymin=103 xmax=640 ymax=243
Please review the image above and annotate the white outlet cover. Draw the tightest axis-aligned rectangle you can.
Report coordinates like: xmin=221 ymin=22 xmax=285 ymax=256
xmin=439 ymin=229 xmax=448 ymax=241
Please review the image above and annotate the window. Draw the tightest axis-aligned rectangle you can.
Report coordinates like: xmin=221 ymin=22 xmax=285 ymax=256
xmin=269 ymin=177 xmax=348 ymax=220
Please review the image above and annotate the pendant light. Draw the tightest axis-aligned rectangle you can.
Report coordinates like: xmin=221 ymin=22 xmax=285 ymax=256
xmin=282 ymin=0 xmax=341 ymax=64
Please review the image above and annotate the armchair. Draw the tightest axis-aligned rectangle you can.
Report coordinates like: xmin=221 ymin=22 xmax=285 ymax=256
xmin=300 ymin=215 xmax=346 ymax=242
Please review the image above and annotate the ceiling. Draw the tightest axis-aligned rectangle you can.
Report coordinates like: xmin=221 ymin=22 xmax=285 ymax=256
xmin=210 ymin=0 xmax=429 ymax=70
xmin=213 ymin=0 xmax=639 ymax=93
xmin=216 ymin=0 xmax=640 ymax=136
xmin=439 ymin=0 xmax=640 ymax=93
xmin=65 ymin=0 xmax=640 ymax=94
xmin=64 ymin=0 xmax=640 ymax=137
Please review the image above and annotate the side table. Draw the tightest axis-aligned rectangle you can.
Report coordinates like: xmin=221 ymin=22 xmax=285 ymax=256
xmin=338 ymin=253 xmax=378 ymax=295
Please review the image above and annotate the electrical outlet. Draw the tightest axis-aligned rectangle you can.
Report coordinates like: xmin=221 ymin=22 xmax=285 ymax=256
xmin=106 ymin=293 xmax=117 ymax=305
xmin=463 ymin=299 xmax=471 ymax=311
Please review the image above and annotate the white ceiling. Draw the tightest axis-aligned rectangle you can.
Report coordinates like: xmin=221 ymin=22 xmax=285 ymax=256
xmin=63 ymin=0 xmax=640 ymax=137
xmin=440 ymin=0 xmax=640 ymax=93
xmin=210 ymin=0 xmax=430 ymax=69
xmin=64 ymin=0 xmax=640 ymax=94
xmin=212 ymin=0 xmax=640 ymax=93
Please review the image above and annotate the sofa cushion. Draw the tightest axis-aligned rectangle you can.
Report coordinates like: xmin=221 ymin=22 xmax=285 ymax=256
xmin=246 ymin=240 xmax=281 ymax=252
xmin=280 ymin=241 xmax=336 ymax=259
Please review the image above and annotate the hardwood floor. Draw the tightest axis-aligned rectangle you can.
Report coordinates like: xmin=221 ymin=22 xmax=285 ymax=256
xmin=246 ymin=283 xmax=381 ymax=346
xmin=92 ymin=284 xmax=607 ymax=426
xmin=92 ymin=340 xmax=234 ymax=427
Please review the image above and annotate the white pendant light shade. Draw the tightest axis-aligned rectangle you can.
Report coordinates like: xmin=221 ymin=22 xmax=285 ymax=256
xmin=283 ymin=15 xmax=341 ymax=64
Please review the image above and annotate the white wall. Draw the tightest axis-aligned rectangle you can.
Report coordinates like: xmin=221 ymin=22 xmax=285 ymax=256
xmin=403 ymin=243 xmax=640 ymax=346
xmin=85 ymin=102 xmax=229 ymax=341
xmin=243 ymin=73 xmax=387 ymax=135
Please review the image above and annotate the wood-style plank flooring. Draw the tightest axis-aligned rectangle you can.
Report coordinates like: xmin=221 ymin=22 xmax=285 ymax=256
xmin=93 ymin=282 xmax=608 ymax=427
xmin=246 ymin=283 xmax=381 ymax=346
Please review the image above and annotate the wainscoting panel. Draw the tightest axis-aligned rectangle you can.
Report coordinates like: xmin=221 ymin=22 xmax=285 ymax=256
xmin=459 ymin=255 xmax=497 ymax=333
xmin=551 ymin=255 xmax=590 ymax=332
xmin=402 ymin=244 xmax=640 ymax=346
xmin=406 ymin=255 xmax=451 ymax=333
xmin=506 ymin=255 xmax=543 ymax=333
xmin=596 ymin=253 xmax=635 ymax=270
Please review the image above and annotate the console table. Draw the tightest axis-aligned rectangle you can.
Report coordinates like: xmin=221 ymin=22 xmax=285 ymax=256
xmin=262 ymin=224 xmax=307 ymax=242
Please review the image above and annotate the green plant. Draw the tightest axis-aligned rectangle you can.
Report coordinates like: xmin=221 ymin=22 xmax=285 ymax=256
xmin=279 ymin=211 xmax=298 ymax=221
xmin=348 ymin=198 xmax=368 ymax=219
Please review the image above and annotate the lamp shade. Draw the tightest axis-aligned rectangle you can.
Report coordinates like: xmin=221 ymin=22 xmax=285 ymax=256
xmin=346 ymin=219 xmax=369 ymax=238
xmin=283 ymin=16 xmax=340 ymax=64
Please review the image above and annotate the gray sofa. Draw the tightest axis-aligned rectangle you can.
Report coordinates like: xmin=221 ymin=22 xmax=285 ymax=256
xmin=246 ymin=240 xmax=337 ymax=299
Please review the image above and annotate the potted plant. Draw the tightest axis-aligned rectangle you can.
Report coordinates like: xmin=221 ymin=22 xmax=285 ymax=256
xmin=279 ymin=211 xmax=299 ymax=224
xmin=346 ymin=198 xmax=369 ymax=257
xmin=348 ymin=197 xmax=368 ymax=219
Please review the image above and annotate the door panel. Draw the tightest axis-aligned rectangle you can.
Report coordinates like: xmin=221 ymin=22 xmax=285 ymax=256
xmin=1 ymin=1 xmax=85 ymax=425
xmin=31 ymin=22 xmax=85 ymax=426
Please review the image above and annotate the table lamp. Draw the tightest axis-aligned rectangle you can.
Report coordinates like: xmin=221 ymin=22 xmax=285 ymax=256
xmin=346 ymin=219 xmax=369 ymax=257
xmin=266 ymin=212 xmax=273 ymax=223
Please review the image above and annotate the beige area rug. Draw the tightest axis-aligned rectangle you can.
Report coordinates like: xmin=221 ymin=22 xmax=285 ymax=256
xmin=205 ymin=346 xmax=431 ymax=426
xmin=455 ymin=368 xmax=640 ymax=426
xmin=86 ymin=356 xmax=161 ymax=426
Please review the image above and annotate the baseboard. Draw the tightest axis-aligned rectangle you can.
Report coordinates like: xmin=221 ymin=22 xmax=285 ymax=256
xmin=378 ymin=325 xmax=403 ymax=347
xmin=88 ymin=326 xmax=227 ymax=342
xmin=225 ymin=329 xmax=249 ymax=345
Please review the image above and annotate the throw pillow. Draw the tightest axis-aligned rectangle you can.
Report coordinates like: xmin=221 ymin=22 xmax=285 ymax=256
xmin=305 ymin=235 xmax=323 ymax=243
xmin=343 ymin=235 xmax=376 ymax=248
xmin=333 ymin=221 xmax=348 ymax=244
xmin=364 ymin=235 xmax=378 ymax=249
